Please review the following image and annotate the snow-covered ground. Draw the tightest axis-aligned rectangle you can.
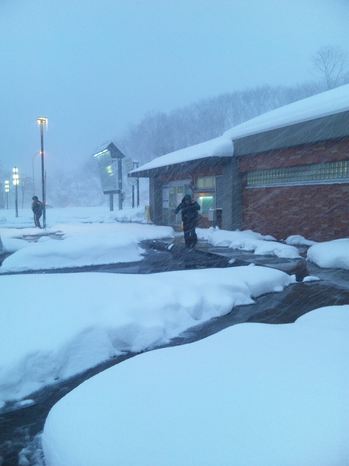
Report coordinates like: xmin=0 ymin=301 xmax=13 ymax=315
xmin=307 ymin=238 xmax=349 ymax=270
xmin=0 ymin=207 xmax=304 ymax=273
xmin=42 ymin=305 xmax=349 ymax=466
xmin=285 ymin=234 xmax=317 ymax=247
xmin=0 ymin=222 xmax=173 ymax=272
xmin=0 ymin=206 xmax=173 ymax=272
xmin=6 ymin=207 xmax=349 ymax=272
xmin=1 ymin=206 xmax=348 ymax=465
xmin=0 ymin=266 xmax=294 ymax=407
xmin=0 ymin=205 xmax=147 ymax=229
xmin=197 ymin=228 xmax=300 ymax=259
xmin=197 ymin=228 xmax=349 ymax=269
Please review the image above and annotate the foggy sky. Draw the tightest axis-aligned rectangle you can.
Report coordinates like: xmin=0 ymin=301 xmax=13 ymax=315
xmin=0 ymin=0 xmax=348 ymax=175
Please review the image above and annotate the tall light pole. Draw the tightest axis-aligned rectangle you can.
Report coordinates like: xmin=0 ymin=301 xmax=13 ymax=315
xmin=12 ymin=167 xmax=19 ymax=217
xmin=37 ymin=117 xmax=48 ymax=228
xmin=4 ymin=180 xmax=10 ymax=209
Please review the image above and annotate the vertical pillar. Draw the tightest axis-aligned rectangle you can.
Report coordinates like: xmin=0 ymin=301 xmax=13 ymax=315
xmin=118 ymin=159 xmax=123 ymax=210
xmin=136 ymin=177 xmax=140 ymax=207
xmin=15 ymin=184 xmax=18 ymax=217
xmin=109 ymin=193 xmax=114 ymax=211
xmin=40 ymin=124 xmax=46 ymax=228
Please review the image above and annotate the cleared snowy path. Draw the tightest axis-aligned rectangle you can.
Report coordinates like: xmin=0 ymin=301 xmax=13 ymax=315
xmin=2 ymin=280 xmax=349 ymax=466
xmin=0 ymin=266 xmax=294 ymax=407
xmin=43 ymin=306 xmax=349 ymax=466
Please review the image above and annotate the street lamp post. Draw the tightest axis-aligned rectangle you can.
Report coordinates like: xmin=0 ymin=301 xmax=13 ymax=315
xmin=4 ymin=180 xmax=10 ymax=209
xmin=12 ymin=168 xmax=19 ymax=217
xmin=37 ymin=117 xmax=48 ymax=228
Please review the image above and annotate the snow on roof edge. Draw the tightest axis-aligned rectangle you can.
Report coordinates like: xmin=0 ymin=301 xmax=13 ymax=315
xmin=130 ymin=135 xmax=233 ymax=174
xmin=224 ymin=83 xmax=349 ymax=141
xmin=131 ymin=84 xmax=349 ymax=175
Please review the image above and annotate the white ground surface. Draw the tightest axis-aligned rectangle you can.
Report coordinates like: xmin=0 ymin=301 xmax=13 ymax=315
xmin=1 ymin=208 xmax=301 ymax=272
xmin=4 ymin=207 xmax=349 ymax=271
xmin=307 ymin=238 xmax=349 ymax=270
xmin=198 ymin=228 xmax=300 ymax=259
xmin=0 ymin=205 xmax=147 ymax=229
xmin=1 ymin=206 xmax=348 ymax=464
xmin=0 ymin=266 xmax=294 ymax=407
xmin=0 ymin=206 xmax=173 ymax=272
xmin=43 ymin=306 xmax=349 ymax=466
xmin=0 ymin=222 xmax=173 ymax=272
xmin=285 ymin=235 xmax=317 ymax=247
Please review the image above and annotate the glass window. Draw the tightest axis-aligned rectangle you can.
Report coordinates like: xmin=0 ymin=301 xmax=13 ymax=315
xmin=162 ymin=182 xmax=192 ymax=226
xmin=246 ymin=160 xmax=349 ymax=187
xmin=198 ymin=195 xmax=215 ymax=215
xmin=197 ymin=176 xmax=216 ymax=189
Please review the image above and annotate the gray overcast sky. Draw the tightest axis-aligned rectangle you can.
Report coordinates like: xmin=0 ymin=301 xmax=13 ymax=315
xmin=0 ymin=0 xmax=348 ymax=174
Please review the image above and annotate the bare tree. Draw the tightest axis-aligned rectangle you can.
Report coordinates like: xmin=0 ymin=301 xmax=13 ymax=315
xmin=312 ymin=45 xmax=348 ymax=90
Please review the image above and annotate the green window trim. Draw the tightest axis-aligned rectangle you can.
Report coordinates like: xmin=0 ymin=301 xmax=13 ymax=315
xmin=246 ymin=160 xmax=349 ymax=188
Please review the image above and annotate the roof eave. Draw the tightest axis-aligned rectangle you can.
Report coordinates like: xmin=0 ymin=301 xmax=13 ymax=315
xmin=129 ymin=155 xmax=232 ymax=178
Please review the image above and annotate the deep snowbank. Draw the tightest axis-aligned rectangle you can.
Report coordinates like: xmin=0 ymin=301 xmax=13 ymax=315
xmin=43 ymin=306 xmax=349 ymax=466
xmin=285 ymin=234 xmax=316 ymax=246
xmin=0 ymin=223 xmax=173 ymax=272
xmin=0 ymin=266 xmax=294 ymax=406
xmin=307 ymin=238 xmax=349 ymax=270
xmin=197 ymin=228 xmax=300 ymax=259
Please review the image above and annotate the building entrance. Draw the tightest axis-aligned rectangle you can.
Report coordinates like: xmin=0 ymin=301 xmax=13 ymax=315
xmin=162 ymin=179 xmax=192 ymax=227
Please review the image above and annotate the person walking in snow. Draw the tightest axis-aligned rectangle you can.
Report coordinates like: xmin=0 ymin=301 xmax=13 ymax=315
xmin=32 ymin=196 xmax=43 ymax=228
xmin=175 ymin=194 xmax=200 ymax=248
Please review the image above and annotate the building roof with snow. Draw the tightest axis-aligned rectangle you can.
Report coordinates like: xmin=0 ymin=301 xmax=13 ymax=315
xmin=93 ymin=142 xmax=125 ymax=159
xmin=130 ymin=136 xmax=233 ymax=177
xmin=131 ymin=84 xmax=349 ymax=176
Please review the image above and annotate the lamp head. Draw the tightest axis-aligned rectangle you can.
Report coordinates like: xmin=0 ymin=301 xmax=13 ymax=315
xmin=37 ymin=117 xmax=48 ymax=126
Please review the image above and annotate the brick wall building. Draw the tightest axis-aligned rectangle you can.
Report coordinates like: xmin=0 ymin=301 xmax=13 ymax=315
xmin=238 ymin=138 xmax=349 ymax=241
xmin=131 ymin=85 xmax=349 ymax=242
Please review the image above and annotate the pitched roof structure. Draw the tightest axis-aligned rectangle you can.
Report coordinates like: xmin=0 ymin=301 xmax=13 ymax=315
xmin=130 ymin=136 xmax=233 ymax=177
xmin=93 ymin=142 xmax=125 ymax=159
xmin=131 ymin=84 xmax=349 ymax=176
xmin=225 ymin=83 xmax=349 ymax=142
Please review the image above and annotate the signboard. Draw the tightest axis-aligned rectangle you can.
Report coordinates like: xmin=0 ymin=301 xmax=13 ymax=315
xmin=93 ymin=148 xmax=119 ymax=194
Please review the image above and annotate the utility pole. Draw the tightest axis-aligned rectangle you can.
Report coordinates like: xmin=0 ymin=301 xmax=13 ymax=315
xmin=4 ymin=180 xmax=10 ymax=209
xmin=118 ymin=158 xmax=123 ymax=210
xmin=37 ymin=117 xmax=48 ymax=228
xmin=109 ymin=193 xmax=114 ymax=211
xmin=12 ymin=168 xmax=19 ymax=217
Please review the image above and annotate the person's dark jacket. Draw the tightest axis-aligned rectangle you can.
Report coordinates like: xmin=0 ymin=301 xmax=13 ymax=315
xmin=175 ymin=196 xmax=200 ymax=229
xmin=32 ymin=199 xmax=43 ymax=216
